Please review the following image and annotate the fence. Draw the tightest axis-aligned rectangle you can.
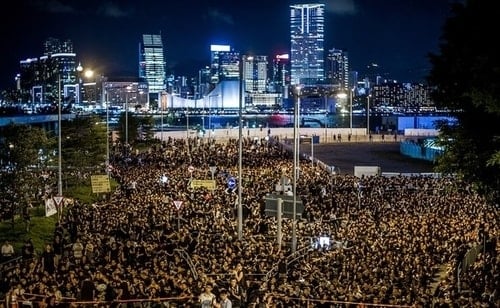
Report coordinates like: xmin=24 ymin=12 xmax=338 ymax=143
xmin=4 ymin=293 xmax=417 ymax=307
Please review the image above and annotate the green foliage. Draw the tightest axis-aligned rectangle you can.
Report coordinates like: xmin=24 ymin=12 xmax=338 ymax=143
xmin=0 ymin=124 xmax=54 ymax=223
xmin=0 ymin=116 xmax=113 ymax=251
xmin=0 ymin=123 xmax=54 ymax=169
xmin=117 ymin=112 xmax=140 ymax=145
xmin=60 ymin=115 xmax=107 ymax=171
xmin=428 ymin=0 xmax=500 ymax=202
xmin=0 ymin=208 xmax=57 ymax=255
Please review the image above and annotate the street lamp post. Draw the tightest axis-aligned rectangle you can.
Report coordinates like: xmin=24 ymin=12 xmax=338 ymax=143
xmin=125 ymin=85 xmax=132 ymax=146
xmin=58 ymin=74 xmax=63 ymax=197
xmin=310 ymin=136 xmax=314 ymax=168
xmin=202 ymin=106 xmax=205 ymax=135
xmin=104 ymin=89 xmax=109 ymax=175
xmin=160 ymin=92 xmax=164 ymax=143
xmin=324 ymin=95 xmax=328 ymax=142
xmin=186 ymin=102 xmax=189 ymax=145
xmin=292 ymin=85 xmax=301 ymax=253
xmin=237 ymin=57 xmax=244 ymax=241
xmin=125 ymin=92 xmax=128 ymax=145
xmin=76 ymin=63 xmax=83 ymax=104
xmin=367 ymin=94 xmax=371 ymax=136
xmin=349 ymin=88 xmax=353 ymax=134
xmin=208 ymin=97 xmax=211 ymax=141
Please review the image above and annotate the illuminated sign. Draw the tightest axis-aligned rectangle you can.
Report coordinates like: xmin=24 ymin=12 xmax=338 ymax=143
xmin=91 ymin=175 xmax=111 ymax=193
xmin=190 ymin=179 xmax=216 ymax=190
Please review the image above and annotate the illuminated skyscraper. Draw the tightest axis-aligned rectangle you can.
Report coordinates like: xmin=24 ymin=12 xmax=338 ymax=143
xmin=270 ymin=54 xmax=290 ymax=96
xmin=18 ymin=38 xmax=78 ymax=104
xmin=327 ymin=48 xmax=349 ymax=90
xmin=139 ymin=34 xmax=166 ymax=104
xmin=210 ymin=44 xmax=240 ymax=88
xmin=290 ymin=3 xmax=325 ymax=86
xmin=242 ymin=55 xmax=268 ymax=93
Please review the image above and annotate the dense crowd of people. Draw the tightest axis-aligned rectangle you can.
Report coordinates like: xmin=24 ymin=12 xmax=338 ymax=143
xmin=1 ymin=136 xmax=498 ymax=307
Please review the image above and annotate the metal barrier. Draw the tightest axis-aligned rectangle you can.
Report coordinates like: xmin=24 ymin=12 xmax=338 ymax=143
xmin=268 ymin=294 xmax=413 ymax=307
xmin=6 ymin=294 xmax=192 ymax=307
xmin=7 ymin=294 xmax=414 ymax=307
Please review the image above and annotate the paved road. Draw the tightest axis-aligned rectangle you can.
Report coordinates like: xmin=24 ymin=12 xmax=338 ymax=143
xmin=302 ymin=141 xmax=436 ymax=175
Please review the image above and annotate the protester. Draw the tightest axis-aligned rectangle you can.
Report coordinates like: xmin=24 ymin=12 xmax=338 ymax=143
xmin=0 ymin=136 xmax=498 ymax=307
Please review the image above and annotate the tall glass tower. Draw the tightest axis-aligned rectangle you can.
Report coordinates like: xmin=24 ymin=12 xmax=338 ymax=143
xmin=290 ymin=3 xmax=325 ymax=86
xmin=139 ymin=34 xmax=166 ymax=104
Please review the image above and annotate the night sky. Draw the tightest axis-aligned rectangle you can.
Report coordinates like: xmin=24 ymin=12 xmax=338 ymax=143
xmin=0 ymin=0 xmax=454 ymax=90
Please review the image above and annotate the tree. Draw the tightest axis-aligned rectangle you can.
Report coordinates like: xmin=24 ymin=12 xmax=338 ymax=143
xmin=427 ymin=0 xmax=500 ymax=202
xmin=117 ymin=112 xmax=140 ymax=145
xmin=0 ymin=124 xmax=54 ymax=226
xmin=60 ymin=115 xmax=107 ymax=173
xmin=0 ymin=123 xmax=54 ymax=170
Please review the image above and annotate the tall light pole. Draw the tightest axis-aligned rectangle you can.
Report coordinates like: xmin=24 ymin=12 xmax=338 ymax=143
xmin=292 ymin=85 xmax=301 ymax=253
xmin=310 ymin=136 xmax=314 ymax=168
xmin=202 ymin=97 xmax=205 ymax=135
xmin=349 ymin=88 xmax=353 ymax=134
xmin=76 ymin=63 xmax=83 ymax=105
xmin=237 ymin=57 xmax=243 ymax=240
xmin=58 ymin=74 xmax=62 ymax=197
xmin=125 ymin=85 xmax=132 ymax=146
xmin=186 ymin=99 xmax=189 ymax=148
xmin=366 ymin=94 xmax=371 ymax=136
xmin=104 ymin=87 xmax=109 ymax=175
xmin=160 ymin=92 xmax=164 ymax=143
xmin=324 ymin=95 xmax=328 ymax=141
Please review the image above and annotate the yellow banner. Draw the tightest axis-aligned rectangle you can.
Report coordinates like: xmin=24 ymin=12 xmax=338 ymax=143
xmin=190 ymin=179 xmax=216 ymax=190
xmin=91 ymin=174 xmax=111 ymax=193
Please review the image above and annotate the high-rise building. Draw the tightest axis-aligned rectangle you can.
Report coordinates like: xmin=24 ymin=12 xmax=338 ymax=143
xmin=210 ymin=44 xmax=240 ymax=88
xmin=139 ymin=34 xmax=166 ymax=105
xmin=19 ymin=38 xmax=78 ymax=104
xmin=242 ymin=55 xmax=268 ymax=93
xmin=290 ymin=3 xmax=325 ymax=86
xmin=270 ymin=54 xmax=290 ymax=97
xmin=327 ymin=48 xmax=349 ymax=90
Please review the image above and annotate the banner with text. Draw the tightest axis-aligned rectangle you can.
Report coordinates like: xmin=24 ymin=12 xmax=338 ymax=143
xmin=190 ymin=179 xmax=216 ymax=190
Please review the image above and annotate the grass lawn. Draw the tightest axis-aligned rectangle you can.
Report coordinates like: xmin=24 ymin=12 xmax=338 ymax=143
xmin=0 ymin=177 xmax=118 ymax=256
xmin=0 ymin=211 xmax=58 ymax=255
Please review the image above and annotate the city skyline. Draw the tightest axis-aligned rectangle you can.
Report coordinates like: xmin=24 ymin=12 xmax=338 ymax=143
xmin=0 ymin=0 xmax=453 ymax=90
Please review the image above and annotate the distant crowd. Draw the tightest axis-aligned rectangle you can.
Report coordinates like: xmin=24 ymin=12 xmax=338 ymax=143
xmin=1 ymin=136 xmax=498 ymax=307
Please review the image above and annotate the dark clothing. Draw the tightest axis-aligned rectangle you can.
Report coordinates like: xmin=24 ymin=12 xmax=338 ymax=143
xmin=80 ymin=279 xmax=95 ymax=301
xmin=21 ymin=241 xmax=34 ymax=260
xmin=42 ymin=249 xmax=56 ymax=274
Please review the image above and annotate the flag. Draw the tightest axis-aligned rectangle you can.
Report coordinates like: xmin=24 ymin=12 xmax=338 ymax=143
xmin=45 ymin=198 xmax=57 ymax=217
